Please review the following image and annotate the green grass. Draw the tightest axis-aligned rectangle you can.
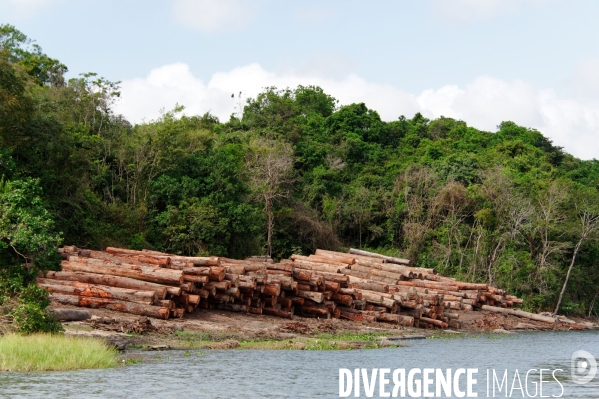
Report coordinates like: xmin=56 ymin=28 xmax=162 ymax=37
xmin=237 ymin=332 xmax=394 ymax=350
xmin=0 ymin=334 xmax=118 ymax=371
xmin=314 ymin=331 xmax=389 ymax=341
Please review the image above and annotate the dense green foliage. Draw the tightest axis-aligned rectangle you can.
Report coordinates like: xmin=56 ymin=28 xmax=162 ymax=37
xmin=1 ymin=25 xmax=599 ymax=316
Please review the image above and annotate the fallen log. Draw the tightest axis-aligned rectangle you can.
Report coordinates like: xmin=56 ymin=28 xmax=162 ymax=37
xmin=49 ymin=308 xmax=92 ymax=321
xmin=481 ymin=305 xmax=556 ymax=324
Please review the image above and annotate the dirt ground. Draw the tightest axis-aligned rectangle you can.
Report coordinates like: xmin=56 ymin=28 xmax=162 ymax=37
xmin=46 ymin=300 xmax=599 ymax=351
xmin=56 ymin=303 xmax=413 ymax=350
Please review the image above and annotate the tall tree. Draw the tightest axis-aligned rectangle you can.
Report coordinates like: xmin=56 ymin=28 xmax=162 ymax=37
xmin=246 ymin=137 xmax=294 ymax=257
xmin=554 ymin=195 xmax=599 ymax=315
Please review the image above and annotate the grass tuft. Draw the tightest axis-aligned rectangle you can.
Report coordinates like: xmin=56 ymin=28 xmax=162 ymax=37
xmin=0 ymin=334 xmax=118 ymax=371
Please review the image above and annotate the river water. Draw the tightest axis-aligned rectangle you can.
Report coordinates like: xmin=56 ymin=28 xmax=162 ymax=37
xmin=1 ymin=331 xmax=598 ymax=398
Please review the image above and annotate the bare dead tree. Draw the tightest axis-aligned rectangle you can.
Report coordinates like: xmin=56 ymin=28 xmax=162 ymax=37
xmin=431 ymin=181 xmax=471 ymax=270
xmin=246 ymin=137 xmax=294 ymax=257
xmin=554 ymin=201 xmax=599 ymax=315
xmin=395 ymin=165 xmax=440 ymax=261
xmin=478 ymin=167 xmax=534 ymax=286
xmin=531 ymin=182 xmax=571 ymax=291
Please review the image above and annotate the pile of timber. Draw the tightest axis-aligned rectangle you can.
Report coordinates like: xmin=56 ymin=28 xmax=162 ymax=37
xmin=284 ymin=248 xmax=523 ymax=329
xmin=42 ymin=246 xmax=523 ymax=329
xmin=45 ymin=246 xmax=300 ymax=320
xmin=43 ymin=246 xmax=215 ymax=319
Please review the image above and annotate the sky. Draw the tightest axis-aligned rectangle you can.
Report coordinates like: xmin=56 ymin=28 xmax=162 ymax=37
xmin=2 ymin=0 xmax=599 ymax=159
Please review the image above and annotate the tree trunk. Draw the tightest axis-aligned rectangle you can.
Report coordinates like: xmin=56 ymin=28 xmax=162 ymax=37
xmin=482 ymin=305 xmax=556 ymax=324
xmin=266 ymin=195 xmax=273 ymax=258
xmin=554 ymin=238 xmax=583 ymax=315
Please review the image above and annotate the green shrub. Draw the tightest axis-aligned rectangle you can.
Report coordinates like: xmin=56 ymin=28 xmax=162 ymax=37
xmin=12 ymin=285 xmax=62 ymax=334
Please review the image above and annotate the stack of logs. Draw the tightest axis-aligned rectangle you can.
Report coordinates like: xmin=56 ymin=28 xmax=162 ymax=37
xmin=284 ymin=248 xmax=523 ymax=329
xmin=41 ymin=246 xmax=522 ymax=329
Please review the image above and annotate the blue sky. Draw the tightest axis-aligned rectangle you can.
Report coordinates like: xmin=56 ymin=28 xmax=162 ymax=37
xmin=2 ymin=0 xmax=599 ymax=159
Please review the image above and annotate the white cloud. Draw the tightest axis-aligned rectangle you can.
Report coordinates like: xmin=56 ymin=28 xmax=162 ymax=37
xmin=171 ymin=0 xmax=258 ymax=33
xmin=573 ymin=57 xmax=599 ymax=97
xmin=1 ymin=0 xmax=59 ymax=19
xmin=417 ymin=76 xmax=599 ymax=159
xmin=432 ymin=0 xmax=551 ymax=23
xmin=115 ymin=63 xmax=599 ymax=160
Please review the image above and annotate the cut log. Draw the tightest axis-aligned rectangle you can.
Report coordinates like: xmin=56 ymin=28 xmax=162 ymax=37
xmin=350 ymin=264 xmax=407 ymax=280
xmin=79 ymin=250 xmax=171 ymax=267
xmin=183 ymin=274 xmax=209 ymax=284
xmin=262 ymin=308 xmax=293 ymax=319
xmin=421 ymin=317 xmax=448 ymax=328
xmin=292 ymin=259 xmax=341 ymax=274
xmin=341 ymin=269 xmax=398 ymax=285
xmin=349 ymin=248 xmax=410 ymax=265
xmin=350 ymin=280 xmax=389 ymax=293
xmin=297 ymin=290 xmax=324 ymax=303
xmin=266 ymin=263 xmax=294 ymax=272
xmin=61 ymin=260 xmax=183 ymax=285
xmin=331 ymin=293 xmax=353 ymax=306
xmin=313 ymin=250 xmax=356 ymax=265
xmin=262 ymin=283 xmax=281 ymax=297
xmin=44 ymin=271 xmax=168 ymax=299
xmin=354 ymin=260 xmax=413 ymax=278
xmin=204 ymin=281 xmax=231 ymax=290
xmin=292 ymin=269 xmax=312 ymax=282
xmin=300 ymin=306 xmax=330 ymax=317
xmin=306 ymin=254 xmax=351 ymax=268
xmin=49 ymin=308 xmax=91 ymax=321
xmin=106 ymin=247 xmax=219 ymax=266
xmin=50 ymin=293 xmax=170 ymax=319
xmin=38 ymin=279 xmax=158 ymax=304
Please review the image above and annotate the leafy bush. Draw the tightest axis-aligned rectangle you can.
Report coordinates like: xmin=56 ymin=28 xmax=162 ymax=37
xmin=0 ymin=177 xmax=62 ymax=333
xmin=11 ymin=285 xmax=62 ymax=334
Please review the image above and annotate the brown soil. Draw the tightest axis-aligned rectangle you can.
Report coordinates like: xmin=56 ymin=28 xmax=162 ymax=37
xmin=53 ymin=301 xmax=414 ymax=349
xmin=49 ymin=301 xmax=597 ymax=350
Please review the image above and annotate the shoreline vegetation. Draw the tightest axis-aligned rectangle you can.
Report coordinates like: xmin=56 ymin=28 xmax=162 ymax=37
xmin=0 ymin=334 xmax=118 ymax=372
